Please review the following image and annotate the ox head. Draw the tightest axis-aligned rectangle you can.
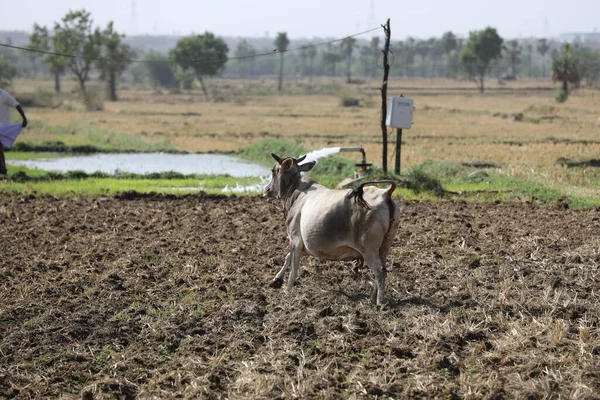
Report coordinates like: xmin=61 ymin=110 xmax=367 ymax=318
xmin=264 ymin=153 xmax=316 ymax=198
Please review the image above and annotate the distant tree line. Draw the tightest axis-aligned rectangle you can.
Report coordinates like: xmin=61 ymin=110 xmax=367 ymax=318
xmin=1 ymin=9 xmax=600 ymax=105
xmin=25 ymin=10 xmax=132 ymax=109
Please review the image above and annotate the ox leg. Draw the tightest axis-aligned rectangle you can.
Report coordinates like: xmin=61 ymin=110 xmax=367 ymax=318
xmin=364 ymin=253 xmax=386 ymax=306
xmin=286 ymin=242 xmax=303 ymax=290
xmin=269 ymin=252 xmax=291 ymax=288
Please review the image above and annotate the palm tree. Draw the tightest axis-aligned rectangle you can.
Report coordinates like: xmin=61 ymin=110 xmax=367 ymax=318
xmin=403 ymin=37 xmax=417 ymax=77
xmin=526 ymin=43 xmax=533 ymax=77
xmin=552 ymin=43 xmax=580 ymax=96
xmin=300 ymin=44 xmax=317 ymax=89
xmin=414 ymin=39 xmax=429 ymax=77
xmin=341 ymin=37 xmax=357 ymax=83
xmin=504 ymin=40 xmax=522 ymax=78
xmin=275 ymin=32 xmax=289 ymax=92
xmin=441 ymin=31 xmax=457 ymax=77
xmin=368 ymin=37 xmax=380 ymax=77
xmin=322 ymin=43 xmax=341 ymax=77
xmin=427 ymin=38 xmax=443 ymax=77
xmin=537 ymin=38 xmax=550 ymax=77
xmin=441 ymin=31 xmax=457 ymax=55
xmin=234 ymin=39 xmax=256 ymax=78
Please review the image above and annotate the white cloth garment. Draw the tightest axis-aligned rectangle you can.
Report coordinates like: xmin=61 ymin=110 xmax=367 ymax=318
xmin=0 ymin=89 xmax=19 ymax=126
xmin=0 ymin=124 xmax=23 ymax=148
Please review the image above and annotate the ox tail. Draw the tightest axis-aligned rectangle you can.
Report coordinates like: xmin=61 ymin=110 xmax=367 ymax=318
xmin=346 ymin=180 xmax=397 ymax=210
xmin=346 ymin=183 xmax=371 ymax=209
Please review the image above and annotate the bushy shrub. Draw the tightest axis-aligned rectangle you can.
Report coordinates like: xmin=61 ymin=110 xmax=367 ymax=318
xmin=46 ymin=171 xmax=65 ymax=180
xmin=407 ymin=164 xmax=444 ymax=196
xmin=555 ymin=90 xmax=568 ymax=103
xmin=84 ymin=88 xmax=105 ymax=111
xmin=66 ymin=170 xmax=89 ymax=179
xmin=12 ymin=141 xmax=69 ymax=152
xmin=340 ymin=95 xmax=360 ymax=107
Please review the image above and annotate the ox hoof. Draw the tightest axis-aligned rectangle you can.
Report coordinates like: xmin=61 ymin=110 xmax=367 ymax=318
xmin=269 ymin=277 xmax=284 ymax=289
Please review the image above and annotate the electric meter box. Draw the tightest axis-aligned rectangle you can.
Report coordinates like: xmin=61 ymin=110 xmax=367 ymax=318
xmin=386 ymin=97 xmax=414 ymax=129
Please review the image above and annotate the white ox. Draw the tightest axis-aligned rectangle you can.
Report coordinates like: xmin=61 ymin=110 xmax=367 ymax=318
xmin=264 ymin=153 xmax=400 ymax=305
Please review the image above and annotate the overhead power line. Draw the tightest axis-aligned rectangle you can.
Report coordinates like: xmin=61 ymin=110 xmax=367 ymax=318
xmin=0 ymin=26 xmax=381 ymax=65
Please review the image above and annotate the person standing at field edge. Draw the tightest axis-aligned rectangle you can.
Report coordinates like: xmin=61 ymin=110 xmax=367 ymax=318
xmin=0 ymin=89 xmax=28 ymax=175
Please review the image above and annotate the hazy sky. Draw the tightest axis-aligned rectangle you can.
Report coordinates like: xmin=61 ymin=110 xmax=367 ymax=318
xmin=5 ymin=0 xmax=599 ymax=40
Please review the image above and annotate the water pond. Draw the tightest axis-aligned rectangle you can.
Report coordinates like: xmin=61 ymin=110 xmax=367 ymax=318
xmin=8 ymin=153 xmax=270 ymax=177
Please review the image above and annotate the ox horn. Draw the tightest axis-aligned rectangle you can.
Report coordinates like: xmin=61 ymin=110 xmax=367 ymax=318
xmin=296 ymin=154 xmax=307 ymax=163
xmin=271 ymin=153 xmax=283 ymax=164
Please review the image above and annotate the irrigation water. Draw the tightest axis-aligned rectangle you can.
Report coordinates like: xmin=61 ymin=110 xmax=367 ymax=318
xmin=8 ymin=153 xmax=270 ymax=177
xmin=8 ymin=148 xmax=350 ymax=194
xmin=303 ymin=147 xmax=342 ymax=163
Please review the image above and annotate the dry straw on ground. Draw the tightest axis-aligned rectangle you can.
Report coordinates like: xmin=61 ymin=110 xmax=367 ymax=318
xmin=0 ymin=193 xmax=598 ymax=398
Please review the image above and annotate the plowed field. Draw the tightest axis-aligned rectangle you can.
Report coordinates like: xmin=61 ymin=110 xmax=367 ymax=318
xmin=1 ymin=193 xmax=599 ymax=399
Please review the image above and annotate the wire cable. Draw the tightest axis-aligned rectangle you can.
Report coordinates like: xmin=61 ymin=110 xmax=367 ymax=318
xmin=0 ymin=26 xmax=381 ymax=65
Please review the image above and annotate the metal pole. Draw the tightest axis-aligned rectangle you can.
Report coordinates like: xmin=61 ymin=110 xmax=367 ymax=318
xmin=394 ymin=128 xmax=402 ymax=175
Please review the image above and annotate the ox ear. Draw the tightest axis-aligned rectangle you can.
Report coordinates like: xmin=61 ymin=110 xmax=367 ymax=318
xmin=281 ymin=158 xmax=294 ymax=171
xmin=299 ymin=161 xmax=316 ymax=172
xmin=271 ymin=153 xmax=283 ymax=164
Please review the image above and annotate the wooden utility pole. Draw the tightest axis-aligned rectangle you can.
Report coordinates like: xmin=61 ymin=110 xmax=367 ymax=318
xmin=379 ymin=19 xmax=391 ymax=173
xmin=395 ymin=128 xmax=402 ymax=175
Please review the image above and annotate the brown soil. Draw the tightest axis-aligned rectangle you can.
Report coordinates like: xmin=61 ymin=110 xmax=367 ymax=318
xmin=1 ymin=193 xmax=599 ymax=399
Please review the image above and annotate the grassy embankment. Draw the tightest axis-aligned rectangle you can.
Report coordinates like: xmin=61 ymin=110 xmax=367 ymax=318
xmin=1 ymin=77 xmax=599 ymax=206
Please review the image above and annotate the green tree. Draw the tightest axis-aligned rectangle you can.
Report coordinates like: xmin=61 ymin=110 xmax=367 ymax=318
xmin=170 ymin=32 xmax=229 ymax=100
xmin=52 ymin=10 xmax=103 ymax=109
xmin=0 ymin=55 xmax=17 ymax=87
xmin=28 ymin=24 xmax=67 ymax=92
xmin=459 ymin=27 xmax=503 ymax=93
xmin=504 ymin=39 xmax=522 ymax=78
xmin=537 ymin=38 xmax=550 ymax=77
xmin=234 ymin=39 xmax=256 ymax=78
xmin=23 ymin=44 xmax=41 ymax=77
xmin=254 ymin=46 xmax=277 ymax=76
xmin=441 ymin=31 xmax=457 ymax=55
xmin=174 ymin=67 xmax=195 ymax=91
xmin=427 ymin=37 xmax=443 ymax=77
xmin=368 ymin=37 xmax=380 ymax=77
xmin=299 ymin=44 xmax=310 ymax=77
xmin=525 ymin=43 xmax=534 ymax=77
xmin=357 ymin=37 xmax=380 ymax=78
xmin=398 ymin=38 xmax=417 ymax=77
xmin=552 ymin=43 xmax=580 ymax=99
xmin=274 ymin=32 xmax=289 ymax=92
xmin=414 ymin=39 xmax=430 ymax=76
xmin=341 ymin=37 xmax=357 ymax=83
xmin=129 ymin=62 xmax=148 ymax=87
xmin=322 ymin=43 xmax=341 ymax=77
xmin=441 ymin=31 xmax=458 ymax=77
xmin=300 ymin=44 xmax=317 ymax=88
xmin=144 ymin=51 xmax=178 ymax=89
xmin=95 ymin=22 xmax=131 ymax=101
xmin=573 ymin=46 xmax=600 ymax=88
